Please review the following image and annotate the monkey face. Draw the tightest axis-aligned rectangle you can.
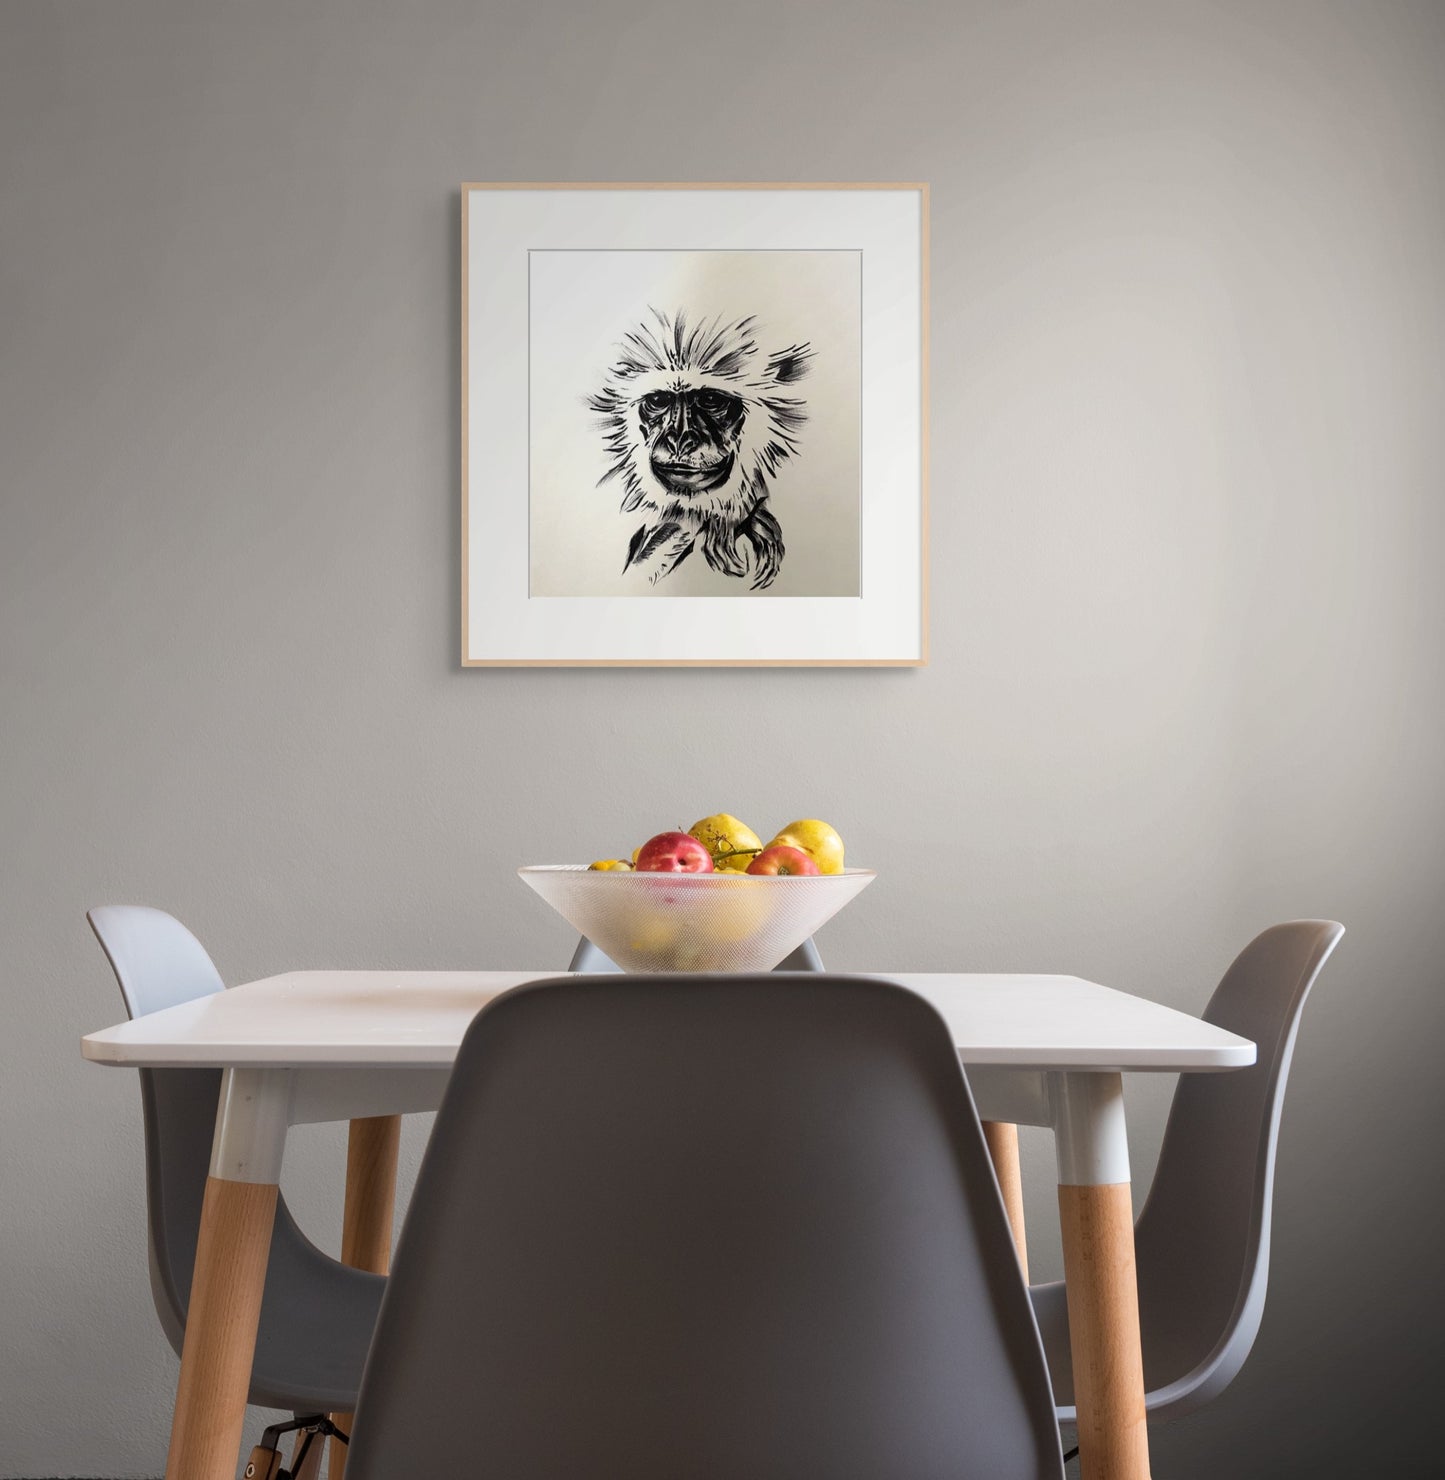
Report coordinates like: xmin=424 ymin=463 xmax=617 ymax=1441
xmin=636 ymin=384 xmax=746 ymax=496
xmin=589 ymin=309 xmax=812 ymax=588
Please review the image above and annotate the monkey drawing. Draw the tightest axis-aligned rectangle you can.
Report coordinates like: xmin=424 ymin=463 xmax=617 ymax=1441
xmin=588 ymin=309 xmax=813 ymax=590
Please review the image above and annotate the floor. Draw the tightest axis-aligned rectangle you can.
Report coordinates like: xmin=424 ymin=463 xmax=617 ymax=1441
xmin=20 ymin=1434 xmax=1085 ymax=1478
xmin=3 ymin=1457 xmax=1088 ymax=1480
xmin=20 ymin=1454 xmax=1082 ymax=1479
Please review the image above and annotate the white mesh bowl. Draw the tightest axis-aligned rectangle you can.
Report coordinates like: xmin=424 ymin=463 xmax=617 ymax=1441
xmin=519 ymin=865 xmax=876 ymax=973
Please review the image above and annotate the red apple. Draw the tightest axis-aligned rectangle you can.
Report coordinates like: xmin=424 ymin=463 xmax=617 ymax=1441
xmin=746 ymin=845 xmax=820 ymax=877
xmin=634 ymin=831 xmax=715 ymax=873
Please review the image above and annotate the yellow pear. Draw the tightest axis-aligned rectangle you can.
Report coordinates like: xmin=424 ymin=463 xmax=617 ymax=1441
xmin=766 ymin=819 xmax=845 ymax=875
xmin=687 ymin=813 xmax=763 ymax=871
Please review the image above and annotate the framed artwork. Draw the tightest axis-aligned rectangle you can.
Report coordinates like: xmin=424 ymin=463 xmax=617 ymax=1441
xmin=462 ymin=182 xmax=927 ymax=666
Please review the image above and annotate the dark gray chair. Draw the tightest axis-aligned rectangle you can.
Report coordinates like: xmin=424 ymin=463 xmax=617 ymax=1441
xmin=1030 ymin=919 xmax=1344 ymax=1431
xmin=568 ymin=932 xmax=825 ymax=972
xmin=87 ymin=905 xmax=385 ymax=1415
xmin=345 ymin=973 xmax=1066 ymax=1479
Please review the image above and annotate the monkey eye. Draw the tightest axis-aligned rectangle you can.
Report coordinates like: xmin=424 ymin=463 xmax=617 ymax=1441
xmin=696 ymin=388 xmax=731 ymax=412
xmin=640 ymin=391 xmax=673 ymax=414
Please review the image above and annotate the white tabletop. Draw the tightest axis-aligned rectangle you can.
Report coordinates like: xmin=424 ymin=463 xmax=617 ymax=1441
xmin=80 ymin=970 xmax=1254 ymax=1073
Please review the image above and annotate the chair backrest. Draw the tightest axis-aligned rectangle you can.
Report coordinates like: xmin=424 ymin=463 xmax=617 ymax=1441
xmin=1132 ymin=919 xmax=1344 ymax=1410
xmin=347 ymin=974 xmax=1065 ymax=1480
xmin=87 ymin=906 xmax=227 ymax=1355
xmin=568 ymin=933 xmax=825 ymax=972
xmin=89 ymin=904 xmax=226 ymax=1016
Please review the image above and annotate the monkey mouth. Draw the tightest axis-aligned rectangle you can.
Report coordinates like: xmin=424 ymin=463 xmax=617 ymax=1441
xmin=651 ymin=452 xmax=735 ymax=495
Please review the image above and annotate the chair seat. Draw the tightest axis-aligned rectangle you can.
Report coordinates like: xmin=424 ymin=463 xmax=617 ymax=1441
xmin=1028 ymin=1278 xmax=1232 ymax=1425
xmin=246 ymin=1206 xmax=387 ymax=1412
xmin=1030 ymin=1272 xmax=1178 ymax=1420
xmin=1027 ymin=1282 xmax=1077 ymax=1418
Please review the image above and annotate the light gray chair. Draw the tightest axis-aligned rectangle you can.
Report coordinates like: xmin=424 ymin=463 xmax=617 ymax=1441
xmin=345 ymin=973 xmax=1066 ymax=1479
xmin=568 ymin=932 xmax=825 ymax=972
xmin=1030 ymin=919 xmax=1344 ymax=1437
xmin=87 ymin=905 xmax=385 ymax=1415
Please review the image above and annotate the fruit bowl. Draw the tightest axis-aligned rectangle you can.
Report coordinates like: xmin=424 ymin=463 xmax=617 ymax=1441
xmin=519 ymin=865 xmax=877 ymax=973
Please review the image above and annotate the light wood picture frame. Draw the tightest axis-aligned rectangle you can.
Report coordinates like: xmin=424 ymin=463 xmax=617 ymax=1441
xmin=462 ymin=182 xmax=928 ymax=666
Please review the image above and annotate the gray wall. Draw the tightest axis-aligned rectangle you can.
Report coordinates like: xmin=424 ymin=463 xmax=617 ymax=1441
xmin=2 ymin=2 xmax=1442 ymax=1474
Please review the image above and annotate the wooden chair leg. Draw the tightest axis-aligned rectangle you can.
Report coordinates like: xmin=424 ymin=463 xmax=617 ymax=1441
xmin=329 ymin=1114 xmax=401 ymax=1479
xmin=982 ymin=1120 xmax=1029 ymax=1280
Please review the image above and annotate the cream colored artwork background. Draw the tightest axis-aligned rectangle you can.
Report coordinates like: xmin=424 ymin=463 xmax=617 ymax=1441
xmin=528 ymin=250 xmax=861 ymax=598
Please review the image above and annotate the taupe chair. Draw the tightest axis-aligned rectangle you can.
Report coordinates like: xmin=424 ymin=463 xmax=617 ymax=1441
xmin=1031 ymin=920 xmax=1344 ymax=1436
xmin=87 ymin=905 xmax=385 ymax=1416
xmin=345 ymin=974 xmax=1066 ymax=1479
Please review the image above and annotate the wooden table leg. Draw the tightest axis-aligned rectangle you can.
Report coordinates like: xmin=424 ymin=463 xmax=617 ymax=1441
xmin=1059 ymin=1184 xmax=1149 ymax=1477
xmin=1051 ymin=1072 xmax=1151 ymax=1480
xmin=330 ymin=1114 xmax=401 ymax=1480
xmin=165 ymin=1069 xmax=289 ymax=1480
xmin=982 ymin=1120 xmax=1029 ymax=1280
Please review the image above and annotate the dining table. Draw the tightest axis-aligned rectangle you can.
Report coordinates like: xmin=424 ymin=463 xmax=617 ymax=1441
xmin=82 ymin=967 xmax=1255 ymax=1480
